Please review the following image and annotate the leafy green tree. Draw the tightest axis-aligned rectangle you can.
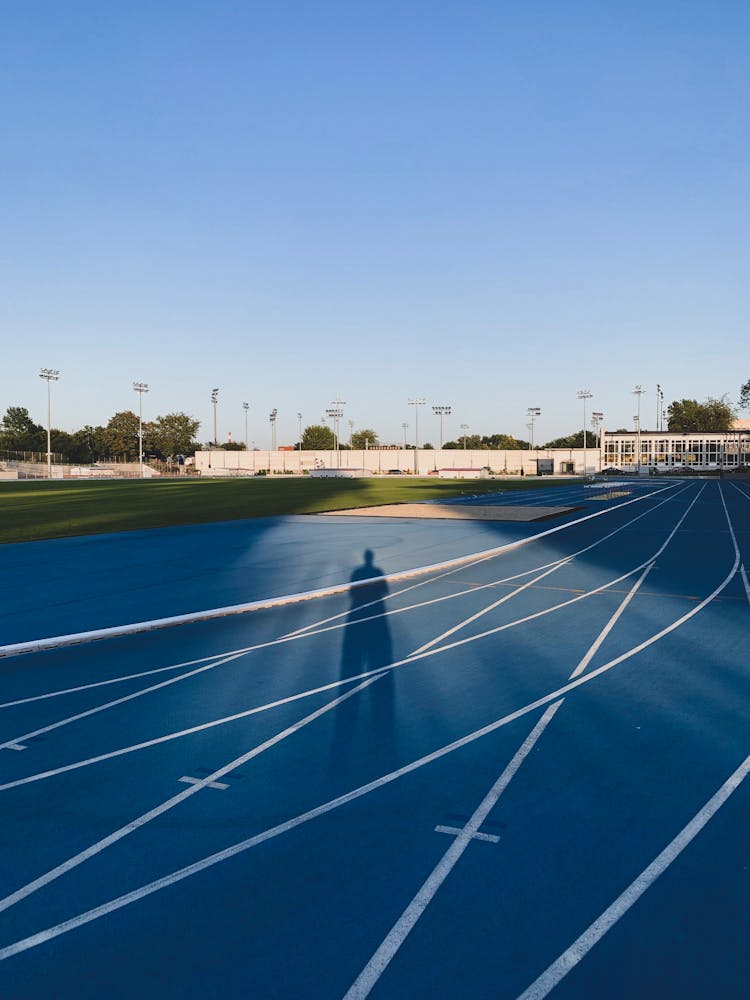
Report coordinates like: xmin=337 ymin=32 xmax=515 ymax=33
xmin=482 ymin=433 xmax=529 ymax=450
xmin=301 ymin=424 xmax=335 ymax=449
xmin=0 ymin=406 xmax=45 ymax=451
xmin=542 ymin=431 xmax=599 ymax=449
xmin=69 ymin=425 xmax=106 ymax=463
xmin=739 ymin=380 xmax=750 ymax=410
xmin=148 ymin=413 xmax=201 ymax=459
xmin=49 ymin=429 xmax=74 ymax=459
xmin=351 ymin=428 xmax=379 ymax=449
xmin=446 ymin=433 xmax=484 ymax=449
xmin=667 ymin=397 xmax=734 ymax=432
xmin=103 ymin=410 xmax=141 ymax=461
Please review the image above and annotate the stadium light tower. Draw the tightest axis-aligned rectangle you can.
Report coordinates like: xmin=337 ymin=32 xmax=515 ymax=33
xmin=298 ymin=412 xmax=304 ymax=450
xmin=269 ymin=408 xmax=278 ymax=450
xmin=592 ymin=411 xmax=604 ymax=468
xmin=210 ymin=388 xmax=219 ymax=447
xmin=402 ymin=422 xmax=408 ymax=450
xmin=460 ymin=423 xmax=469 ymax=450
xmin=432 ymin=405 xmax=451 ymax=449
xmin=39 ymin=368 xmax=60 ymax=479
xmin=326 ymin=398 xmax=345 ymax=468
xmin=633 ymin=385 xmax=646 ymax=472
xmin=408 ymin=398 xmax=425 ymax=473
xmin=655 ymin=384 xmax=661 ymax=433
xmin=133 ymin=382 xmax=149 ymax=478
xmin=242 ymin=402 xmax=250 ymax=449
xmin=577 ymin=390 xmax=593 ymax=476
xmin=591 ymin=410 xmax=604 ymax=444
xmin=527 ymin=407 xmax=541 ymax=450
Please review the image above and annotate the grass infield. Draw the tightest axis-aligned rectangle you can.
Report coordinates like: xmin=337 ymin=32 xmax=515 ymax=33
xmin=0 ymin=477 xmax=571 ymax=545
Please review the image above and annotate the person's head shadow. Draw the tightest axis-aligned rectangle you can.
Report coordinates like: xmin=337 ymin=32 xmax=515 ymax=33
xmin=330 ymin=549 xmax=396 ymax=770
xmin=347 ymin=548 xmax=390 ymax=617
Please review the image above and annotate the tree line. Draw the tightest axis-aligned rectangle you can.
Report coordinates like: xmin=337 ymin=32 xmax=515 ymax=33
xmin=0 ymin=407 xmax=201 ymax=463
xmin=2 ymin=390 xmax=745 ymax=463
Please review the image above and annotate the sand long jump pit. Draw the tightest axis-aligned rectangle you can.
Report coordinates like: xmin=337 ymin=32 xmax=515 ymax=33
xmin=322 ymin=503 xmax=579 ymax=522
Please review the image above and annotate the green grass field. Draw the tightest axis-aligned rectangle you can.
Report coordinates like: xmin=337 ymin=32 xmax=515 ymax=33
xmin=0 ymin=476 xmax=570 ymax=545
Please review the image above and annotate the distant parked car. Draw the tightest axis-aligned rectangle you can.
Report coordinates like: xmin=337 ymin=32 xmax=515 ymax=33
xmin=387 ymin=469 xmax=404 ymax=475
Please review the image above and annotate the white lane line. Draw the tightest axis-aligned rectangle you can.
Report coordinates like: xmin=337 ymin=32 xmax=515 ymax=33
xmin=0 ymin=484 xmax=720 ymax=939
xmin=0 ymin=652 xmax=233 ymax=710
xmin=0 ymin=571 xmax=576 ymax=752
xmin=178 ymin=777 xmax=229 ymax=791
xmin=0 ymin=497 xmax=707 ymax=794
xmin=0 ymin=546 xmax=679 ymax=792
xmin=0 ymin=483 xmax=691 ymax=721
xmin=0 ymin=671 xmax=384 ymax=918
xmin=342 ymin=494 xmax=696 ymax=998
xmin=414 ymin=482 xmax=701 ymax=657
xmin=0 ymin=671 xmax=388 ymax=792
xmin=296 ymin=483 xmax=693 ymax=648
xmin=434 ymin=826 xmax=500 ymax=844
xmin=516 ymin=749 xmax=750 ymax=1000
xmin=0 ymin=483 xmax=679 ymax=658
xmin=351 ymin=704 xmax=565 ymax=1000
xmin=411 ymin=561 xmax=571 ymax=655
xmin=570 ymin=483 xmax=706 ymax=678
xmin=0 ymin=485 xmax=691 ymax=747
xmin=282 ymin=550 xmax=500 ymax=638
xmin=0 ymin=558 xmax=549 ymax=713
xmin=0 ymin=541 xmax=739 ymax=962
xmin=0 ymin=647 xmax=253 ymax=753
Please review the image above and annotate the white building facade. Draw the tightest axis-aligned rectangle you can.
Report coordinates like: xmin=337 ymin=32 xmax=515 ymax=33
xmin=603 ymin=428 xmax=748 ymax=471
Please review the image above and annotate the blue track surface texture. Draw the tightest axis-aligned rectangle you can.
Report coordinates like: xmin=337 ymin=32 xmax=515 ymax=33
xmin=0 ymin=479 xmax=748 ymax=998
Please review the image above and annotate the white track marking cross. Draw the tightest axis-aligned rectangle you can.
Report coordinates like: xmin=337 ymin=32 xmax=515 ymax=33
xmin=434 ymin=825 xmax=500 ymax=844
xmin=178 ymin=776 xmax=229 ymax=791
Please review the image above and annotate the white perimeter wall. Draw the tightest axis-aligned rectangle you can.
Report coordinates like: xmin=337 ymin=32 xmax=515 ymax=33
xmin=195 ymin=446 xmax=604 ymax=476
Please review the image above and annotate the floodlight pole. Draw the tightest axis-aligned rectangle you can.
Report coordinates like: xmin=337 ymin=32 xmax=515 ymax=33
xmin=408 ymin=398 xmax=425 ymax=474
xmin=269 ymin=408 xmax=278 ymax=451
xmin=298 ymin=412 xmax=303 ymax=449
xmin=39 ymin=368 xmax=60 ymax=479
xmin=527 ymin=407 xmax=541 ymax=450
xmin=402 ymin=422 xmax=408 ymax=450
xmin=211 ymin=388 xmax=219 ymax=447
xmin=577 ymin=390 xmax=592 ymax=476
xmin=633 ymin=385 xmax=646 ymax=472
xmin=243 ymin=402 xmax=250 ymax=449
xmin=326 ymin=399 xmax=346 ymax=468
xmin=133 ymin=382 xmax=149 ymax=478
xmin=460 ymin=423 xmax=469 ymax=451
xmin=592 ymin=411 xmax=604 ymax=470
xmin=432 ymin=405 xmax=451 ymax=449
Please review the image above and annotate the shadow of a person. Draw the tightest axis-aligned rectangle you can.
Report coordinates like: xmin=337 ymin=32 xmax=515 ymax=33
xmin=330 ymin=550 xmax=396 ymax=773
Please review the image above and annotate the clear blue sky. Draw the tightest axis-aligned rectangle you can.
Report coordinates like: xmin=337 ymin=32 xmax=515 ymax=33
xmin=2 ymin=0 xmax=748 ymax=446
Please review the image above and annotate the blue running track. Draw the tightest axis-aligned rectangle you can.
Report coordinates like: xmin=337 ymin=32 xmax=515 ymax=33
xmin=0 ymin=479 xmax=748 ymax=998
